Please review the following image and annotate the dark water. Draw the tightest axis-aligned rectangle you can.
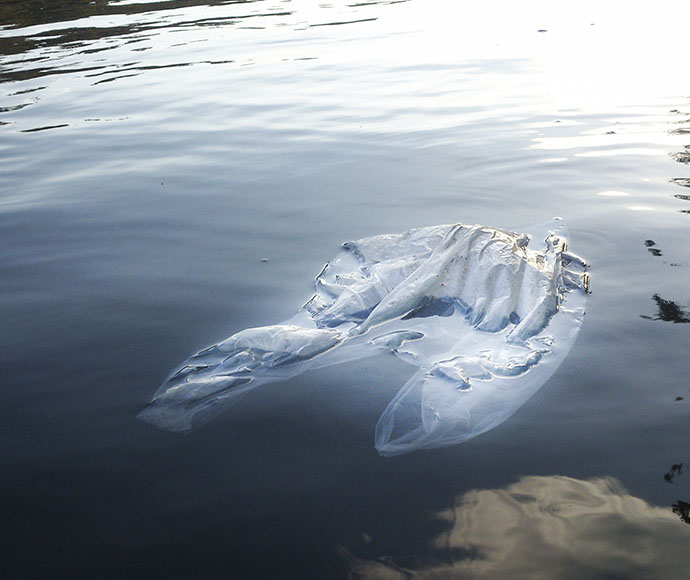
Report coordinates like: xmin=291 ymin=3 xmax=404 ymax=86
xmin=2 ymin=1 xmax=690 ymax=578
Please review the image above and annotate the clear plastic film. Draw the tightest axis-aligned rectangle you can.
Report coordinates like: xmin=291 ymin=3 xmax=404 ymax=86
xmin=138 ymin=220 xmax=587 ymax=455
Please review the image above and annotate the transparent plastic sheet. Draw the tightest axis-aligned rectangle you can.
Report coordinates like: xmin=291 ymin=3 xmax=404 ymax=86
xmin=138 ymin=220 xmax=588 ymax=455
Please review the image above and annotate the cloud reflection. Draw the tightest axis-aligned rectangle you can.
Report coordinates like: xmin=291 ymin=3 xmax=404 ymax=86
xmin=344 ymin=475 xmax=690 ymax=579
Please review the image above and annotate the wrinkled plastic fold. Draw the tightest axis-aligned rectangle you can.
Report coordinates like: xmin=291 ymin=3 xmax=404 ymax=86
xmin=138 ymin=220 xmax=587 ymax=455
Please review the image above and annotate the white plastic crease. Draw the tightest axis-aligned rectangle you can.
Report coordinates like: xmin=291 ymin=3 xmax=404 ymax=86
xmin=138 ymin=219 xmax=588 ymax=455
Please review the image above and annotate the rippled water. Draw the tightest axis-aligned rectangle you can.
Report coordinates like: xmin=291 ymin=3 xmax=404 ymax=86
xmin=2 ymin=1 xmax=690 ymax=578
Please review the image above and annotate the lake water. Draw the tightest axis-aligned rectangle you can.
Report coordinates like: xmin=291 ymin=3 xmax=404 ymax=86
xmin=2 ymin=1 xmax=690 ymax=578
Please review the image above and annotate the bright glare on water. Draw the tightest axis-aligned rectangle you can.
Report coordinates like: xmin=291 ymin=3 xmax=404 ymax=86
xmin=2 ymin=1 xmax=690 ymax=578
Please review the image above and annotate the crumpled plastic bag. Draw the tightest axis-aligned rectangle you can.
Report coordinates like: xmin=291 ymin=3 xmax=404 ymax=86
xmin=139 ymin=219 xmax=588 ymax=455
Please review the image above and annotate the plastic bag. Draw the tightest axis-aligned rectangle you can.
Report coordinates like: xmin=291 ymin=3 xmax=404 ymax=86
xmin=139 ymin=220 xmax=587 ymax=455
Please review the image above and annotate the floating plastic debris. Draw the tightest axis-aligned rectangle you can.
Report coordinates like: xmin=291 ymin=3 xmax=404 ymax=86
xmin=139 ymin=220 xmax=588 ymax=455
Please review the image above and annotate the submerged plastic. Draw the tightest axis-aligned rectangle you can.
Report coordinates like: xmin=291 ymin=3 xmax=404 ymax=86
xmin=138 ymin=220 xmax=588 ymax=455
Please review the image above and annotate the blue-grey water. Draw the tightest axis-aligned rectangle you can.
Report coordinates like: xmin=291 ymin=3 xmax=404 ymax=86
xmin=2 ymin=1 xmax=690 ymax=578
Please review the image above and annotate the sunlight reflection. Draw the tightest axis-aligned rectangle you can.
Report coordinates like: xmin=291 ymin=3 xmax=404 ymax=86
xmin=576 ymin=148 xmax=667 ymax=158
xmin=597 ymin=190 xmax=630 ymax=197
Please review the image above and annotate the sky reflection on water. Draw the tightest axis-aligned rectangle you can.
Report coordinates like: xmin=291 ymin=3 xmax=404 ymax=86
xmin=344 ymin=475 xmax=690 ymax=579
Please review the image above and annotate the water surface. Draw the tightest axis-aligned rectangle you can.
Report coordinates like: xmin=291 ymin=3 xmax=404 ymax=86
xmin=2 ymin=1 xmax=690 ymax=578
